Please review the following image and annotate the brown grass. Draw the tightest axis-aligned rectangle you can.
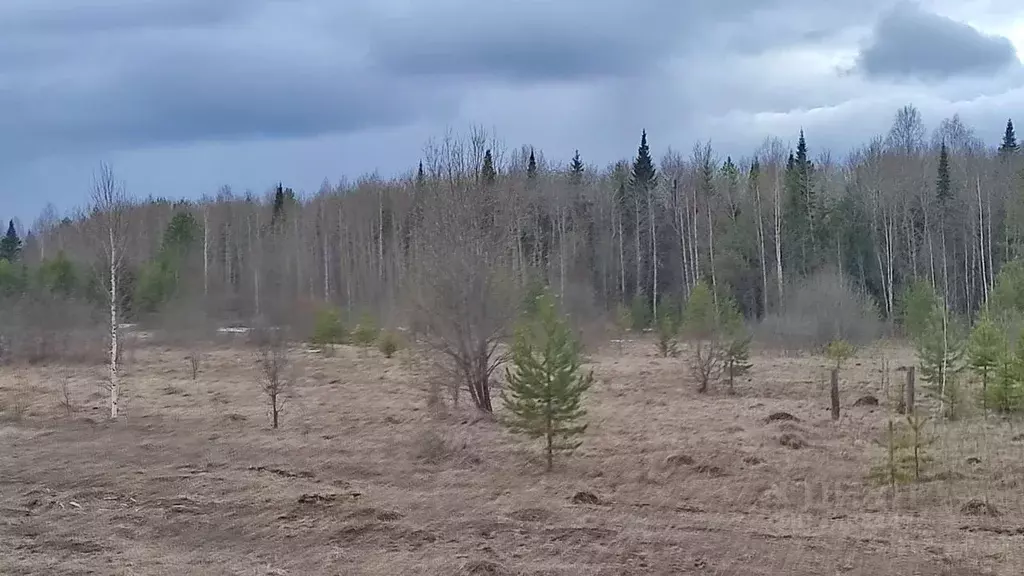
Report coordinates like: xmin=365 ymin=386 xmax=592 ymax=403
xmin=1 ymin=337 xmax=1023 ymax=575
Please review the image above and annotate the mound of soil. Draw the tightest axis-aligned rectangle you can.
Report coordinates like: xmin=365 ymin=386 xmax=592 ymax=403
xmin=765 ymin=411 xmax=799 ymax=424
xmin=571 ymin=491 xmax=601 ymax=505
xmin=665 ymin=453 xmax=695 ymax=466
xmin=961 ymin=499 xmax=999 ymax=517
xmin=853 ymin=395 xmax=879 ymax=407
xmin=779 ymin=433 xmax=806 ymax=450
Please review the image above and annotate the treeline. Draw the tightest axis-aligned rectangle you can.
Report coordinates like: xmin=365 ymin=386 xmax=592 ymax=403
xmin=3 ymin=106 xmax=1023 ymax=337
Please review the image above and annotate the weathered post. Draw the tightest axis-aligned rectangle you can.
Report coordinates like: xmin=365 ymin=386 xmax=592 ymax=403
xmin=830 ymin=368 xmax=840 ymax=421
xmin=906 ymin=366 xmax=916 ymax=415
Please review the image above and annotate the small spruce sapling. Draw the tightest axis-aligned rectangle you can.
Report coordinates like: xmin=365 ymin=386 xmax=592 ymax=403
xmin=655 ymin=301 xmax=681 ymax=358
xmin=967 ymin=314 xmax=1006 ymax=416
xmin=501 ymin=289 xmax=593 ymax=471
xmin=826 ymin=339 xmax=857 ymax=373
xmin=989 ymin=333 xmax=1024 ymax=413
xmin=916 ymin=304 xmax=966 ymax=419
xmin=682 ymin=281 xmax=723 ymax=393
xmin=719 ymin=296 xmax=752 ymax=394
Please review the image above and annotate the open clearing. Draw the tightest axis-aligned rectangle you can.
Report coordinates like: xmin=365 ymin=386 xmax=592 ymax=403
xmin=2 ymin=338 xmax=1024 ymax=575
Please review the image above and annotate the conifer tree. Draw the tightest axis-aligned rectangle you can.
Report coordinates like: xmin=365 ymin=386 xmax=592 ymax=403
xmin=916 ymin=303 xmax=966 ymax=419
xmin=631 ymin=130 xmax=657 ymax=190
xmin=989 ymin=335 xmax=1024 ymax=413
xmin=501 ymin=289 xmax=593 ymax=471
xmin=999 ymin=118 xmax=1018 ymax=156
xmin=936 ymin=142 xmax=953 ymax=206
xmin=569 ymin=150 xmax=584 ymax=186
xmin=481 ymin=149 xmax=497 ymax=185
xmin=0 ymin=219 xmax=22 ymax=262
xmin=784 ymin=130 xmax=816 ymax=274
xmin=271 ymin=183 xmax=287 ymax=227
xmin=968 ymin=313 xmax=1006 ymax=415
xmin=527 ymin=148 xmax=537 ymax=179
xmin=416 ymin=161 xmax=426 ymax=188
xmin=682 ymin=280 xmax=724 ymax=393
xmin=720 ymin=296 xmax=752 ymax=394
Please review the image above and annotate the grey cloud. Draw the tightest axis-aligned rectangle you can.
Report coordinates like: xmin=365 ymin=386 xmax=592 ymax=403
xmin=363 ymin=0 xmax=886 ymax=83
xmin=855 ymin=2 xmax=1021 ymax=81
xmin=0 ymin=0 xmax=266 ymax=35
xmin=0 ymin=2 xmax=455 ymax=159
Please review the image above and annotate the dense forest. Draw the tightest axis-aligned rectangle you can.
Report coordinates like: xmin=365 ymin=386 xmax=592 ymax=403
xmin=1 ymin=105 xmax=1022 ymax=347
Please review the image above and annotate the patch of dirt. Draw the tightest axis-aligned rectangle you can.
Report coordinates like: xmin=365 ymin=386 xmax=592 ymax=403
xmin=960 ymin=499 xmax=999 ymax=517
xmin=509 ymin=507 xmax=552 ymax=522
xmin=765 ymin=411 xmax=799 ymax=424
xmin=665 ymin=453 xmax=694 ymax=466
xmin=693 ymin=464 xmax=727 ymax=477
xmin=779 ymin=433 xmax=806 ymax=449
xmin=570 ymin=491 xmax=601 ymax=505
xmin=462 ymin=559 xmax=513 ymax=575
xmin=248 ymin=465 xmax=315 ymax=479
xmin=742 ymin=455 xmax=764 ymax=466
xmin=853 ymin=395 xmax=879 ymax=407
xmin=297 ymin=493 xmax=337 ymax=505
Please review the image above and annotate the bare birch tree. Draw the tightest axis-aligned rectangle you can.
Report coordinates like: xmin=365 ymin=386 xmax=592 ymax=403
xmin=89 ymin=163 xmax=131 ymax=420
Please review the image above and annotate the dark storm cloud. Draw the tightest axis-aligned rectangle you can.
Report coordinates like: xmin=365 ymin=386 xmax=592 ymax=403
xmin=364 ymin=0 xmax=890 ymax=82
xmin=0 ymin=0 xmax=452 ymax=159
xmin=0 ymin=0 xmax=258 ymax=34
xmin=855 ymin=2 xmax=1021 ymax=81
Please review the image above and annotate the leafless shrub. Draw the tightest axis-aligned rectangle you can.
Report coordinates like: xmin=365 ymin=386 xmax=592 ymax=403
xmin=255 ymin=339 xmax=292 ymax=429
xmin=56 ymin=368 xmax=74 ymax=417
xmin=757 ymin=269 xmax=883 ymax=351
xmin=186 ymin=351 xmax=202 ymax=380
xmin=410 ymin=169 xmax=518 ymax=414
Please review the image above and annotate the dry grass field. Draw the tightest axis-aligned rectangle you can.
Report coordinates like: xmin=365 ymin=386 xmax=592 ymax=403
xmin=2 ymin=337 xmax=1024 ymax=575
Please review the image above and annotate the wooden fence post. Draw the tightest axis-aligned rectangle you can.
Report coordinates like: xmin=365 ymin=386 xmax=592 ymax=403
xmin=830 ymin=368 xmax=840 ymax=421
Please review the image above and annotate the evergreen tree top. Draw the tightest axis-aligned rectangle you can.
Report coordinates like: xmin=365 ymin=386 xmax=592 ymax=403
xmin=631 ymin=130 xmax=657 ymax=189
xmin=1000 ymin=118 xmax=1018 ymax=154
xmin=0 ymin=219 xmax=22 ymax=262
xmin=527 ymin=148 xmax=538 ymax=179
xmin=936 ymin=141 xmax=953 ymax=206
xmin=481 ymin=149 xmax=497 ymax=185
xmin=569 ymin=150 xmax=584 ymax=185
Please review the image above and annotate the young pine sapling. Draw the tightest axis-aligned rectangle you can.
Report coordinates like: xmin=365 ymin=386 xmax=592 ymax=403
xmin=501 ymin=289 xmax=593 ymax=471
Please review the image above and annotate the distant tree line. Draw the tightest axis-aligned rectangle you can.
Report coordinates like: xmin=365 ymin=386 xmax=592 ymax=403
xmin=2 ymin=109 xmax=1022 ymax=336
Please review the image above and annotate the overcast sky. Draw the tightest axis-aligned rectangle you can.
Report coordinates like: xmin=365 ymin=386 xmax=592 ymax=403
xmin=1 ymin=0 xmax=1023 ymax=229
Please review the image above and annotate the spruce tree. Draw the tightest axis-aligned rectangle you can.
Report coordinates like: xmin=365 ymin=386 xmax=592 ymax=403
xmin=527 ymin=148 xmax=537 ymax=179
xmin=936 ymin=142 xmax=953 ymax=207
xmin=569 ymin=150 xmax=584 ymax=186
xmin=416 ymin=161 xmax=426 ymax=188
xmin=630 ymin=130 xmax=656 ymax=189
xmin=501 ymin=289 xmax=593 ymax=471
xmin=916 ymin=304 xmax=966 ymax=419
xmin=0 ymin=220 xmax=21 ymax=262
xmin=968 ymin=314 xmax=1006 ymax=416
xmin=481 ymin=149 xmax=497 ymax=185
xmin=271 ymin=183 xmax=287 ymax=228
xmin=999 ymin=119 xmax=1018 ymax=156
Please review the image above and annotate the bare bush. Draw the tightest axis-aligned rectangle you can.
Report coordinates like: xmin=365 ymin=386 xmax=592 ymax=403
xmin=57 ymin=368 xmax=74 ymax=417
xmin=255 ymin=339 xmax=292 ymax=429
xmin=757 ymin=270 xmax=883 ymax=351
xmin=411 ymin=167 xmax=518 ymax=414
xmin=186 ymin=351 xmax=202 ymax=380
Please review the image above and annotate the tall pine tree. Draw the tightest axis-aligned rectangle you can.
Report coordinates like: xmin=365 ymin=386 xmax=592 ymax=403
xmin=0 ymin=220 xmax=22 ymax=262
xmin=936 ymin=142 xmax=953 ymax=208
xmin=569 ymin=149 xmax=584 ymax=186
xmin=527 ymin=148 xmax=538 ymax=179
xmin=1000 ymin=118 xmax=1019 ymax=156
xmin=784 ymin=130 xmax=816 ymax=275
xmin=481 ymin=149 xmax=497 ymax=185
